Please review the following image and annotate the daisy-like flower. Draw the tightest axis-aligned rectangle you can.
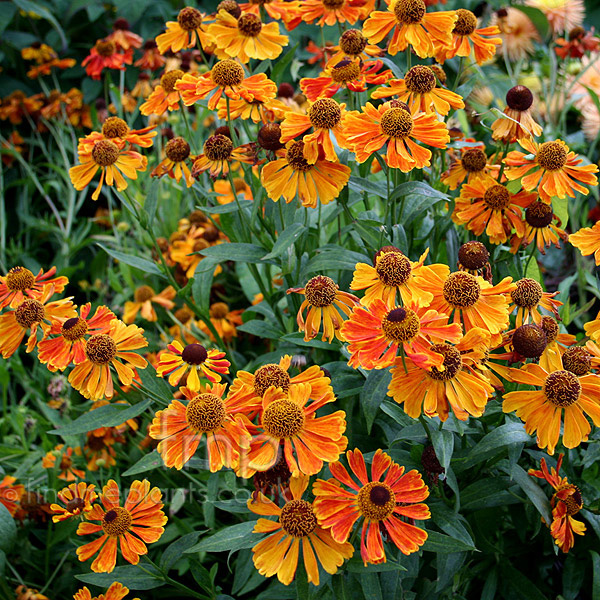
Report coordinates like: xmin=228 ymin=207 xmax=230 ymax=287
xmin=21 ymin=43 xmax=57 ymax=63
xmin=529 ymin=454 xmax=585 ymax=553
xmin=107 ymin=18 xmax=143 ymax=51
xmin=0 ymin=284 xmax=75 ymax=359
xmin=511 ymin=200 xmax=568 ymax=255
xmin=200 ymin=302 xmax=243 ymax=342
xmin=156 ymin=340 xmax=230 ymax=391
xmin=248 ymin=474 xmax=353 ymax=585
xmin=279 ymin=97 xmax=348 ymax=164
xmin=50 ymin=482 xmax=97 ymax=522
xmin=329 ymin=28 xmax=385 ymax=64
xmin=214 ymin=176 xmax=253 ymax=204
xmin=68 ymin=319 xmax=148 ymax=401
xmin=287 ymin=275 xmax=359 ymax=342
xmin=0 ymin=91 xmax=44 ymax=125
xmin=123 ymin=285 xmax=176 ymax=324
xmin=69 ymin=139 xmax=147 ymax=201
xmin=74 ymin=582 xmax=140 ymax=600
xmin=261 ymin=141 xmax=351 ymax=208
xmin=208 ymin=10 xmax=288 ymax=63
xmin=0 ymin=475 xmax=24 ymax=516
xmin=78 ymin=117 xmax=156 ymax=150
xmin=452 ymin=180 xmax=537 ymax=244
xmin=27 ymin=57 xmax=76 ymax=79
xmin=191 ymin=134 xmax=256 ymax=179
xmin=155 ymin=7 xmax=211 ymax=54
xmin=503 ymin=363 xmax=600 ymax=454
xmin=556 ymin=26 xmax=600 ymax=58
xmin=42 ymin=445 xmax=85 ymax=481
xmin=341 ymin=300 xmax=462 ymax=369
xmin=508 ymin=278 xmax=562 ymax=327
xmin=149 ymin=383 xmax=251 ymax=471
xmin=299 ymin=0 xmax=365 ymax=26
xmin=362 ymin=0 xmax=456 ymax=58
xmin=538 ymin=316 xmax=578 ymax=372
xmin=37 ymin=303 xmax=115 ymax=371
xmin=371 ymin=65 xmax=464 ymax=115
xmin=504 ymin=138 xmax=599 ymax=204
xmin=76 ymin=479 xmax=167 ymax=573
xmin=491 ymin=7 xmax=539 ymax=61
xmin=456 ymin=241 xmax=492 ymax=279
xmin=0 ymin=265 xmax=68 ymax=310
xmin=135 ymin=41 xmax=165 ymax=71
xmin=491 ymin=85 xmax=543 ymax=143
xmin=436 ymin=9 xmax=501 ymax=64
xmin=313 ymin=448 xmax=430 ymax=565
xmin=441 ymin=143 xmax=499 ymax=191
xmin=242 ymin=382 xmax=347 ymax=476
xmin=525 ymin=0 xmax=584 ymax=34
xmin=344 ymin=102 xmax=449 ymax=172
xmin=585 ymin=311 xmax=600 ymax=344
xmin=216 ymin=87 xmax=286 ymax=123
xmin=151 ymin=137 xmax=195 ymax=187
xmin=82 ymin=39 xmax=130 ymax=80
xmin=139 ymin=70 xmax=186 ymax=116
xmin=15 ymin=587 xmax=49 ymax=600
xmin=238 ymin=0 xmax=302 ymax=30
xmin=569 ymin=220 xmax=600 ymax=265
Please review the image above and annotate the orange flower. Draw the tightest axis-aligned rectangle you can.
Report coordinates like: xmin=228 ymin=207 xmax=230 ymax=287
xmin=525 ymin=0 xmax=584 ymax=34
xmin=299 ymin=0 xmax=364 ymax=26
xmin=511 ymin=200 xmax=568 ymax=255
xmin=50 ymin=482 xmax=97 ymax=522
xmin=42 ymin=445 xmax=85 ymax=481
xmin=107 ymin=18 xmax=143 ymax=51
xmin=123 ymin=285 xmax=176 ymax=323
xmin=287 ymin=275 xmax=359 ymax=342
xmin=139 ymin=70 xmax=186 ymax=116
xmin=555 ymin=26 xmax=600 ymax=59
xmin=503 ymin=363 xmax=600 ymax=454
xmin=261 ymin=141 xmax=351 ymax=208
xmin=279 ymin=97 xmax=348 ymax=164
xmin=21 ymin=43 xmax=57 ymax=63
xmin=200 ymin=302 xmax=243 ymax=342
xmin=585 ymin=311 xmax=600 ymax=343
xmin=192 ymin=135 xmax=256 ymax=178
xmin=441 ymin=142 xmax=499 ymax=190
xmin=82 ymin=39 xmax=130 ymax=80
xmin=362 ymin=0 xmax=457 ymax=58
xmin=341 ymin=300 xmax=462 ymax=370
xmin=371 ymin=65 xmax=464 ymax=115
xmin=508 ymin=277 xmax=562 ymax=327
xmin=569 ymin=220 xmax=600 ymax=265
xmin=529 ymin=454 xmax=585 ymax=553
xmin=0 ymin=475 xmax=24 ymax=516
xmin=76 ymin=479 xmax=167 ymax=573
xmin=78 ymin=117 xmax=156 ymax=150
xmin=491 ymin=85 xmax=543 ymax=143
xmin=504 ymin=138 xmax=599 ymax=204
xmin=312 ymin=448 xmax=430 ymax=565
xmin=239 ymin=0 xmax=302 ymax=30
xmin=0 ymin=265 xmax=67 ymax=310
xmin=491 ymin=7 xmax=539 ymax=61
xmin=151 ymin=136 xmax=195 ymax=187
xmin=241 ymin=383 xmax=347 ymax=477
xmin=155 ymin=7 xmax=211 ymax=54
xmin=0 ymin=284 xmax=75 ymax=358
xmin=156 ymin=340 xmax=230 ymax=390
xmin=149 ymin=383 xmax=251 ymax=471
xmin=68 ymin=319 xmax=148 ymax=401
xmin=248 ymin=475 xmax=354 ymax=585
xmin=74 ymin=582 xmax=140 ymax=600
xmin=135 ymin=41 xmax=165 ymax=70
xmin=27 ymin=58 xmax=76 ymax=79
xmin=344 ymin=102 xmax=449 ymax=171
xmin=0 ymin=91 xmax=44 ymax=125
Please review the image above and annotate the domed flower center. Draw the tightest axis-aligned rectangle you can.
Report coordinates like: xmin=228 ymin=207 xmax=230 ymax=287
xmin=15 ymin=299 xmax=45 ymax=328
xmin=92 ymin=140 xmax=120 ymax=167
xmin=442 ymin=271 xmax=480 ymax=308
xmin=569 ymin=26 xmax=585 ymax=41
xmin=66 ymin=497 xmax=86 ymax=513
xmin=543 ymin=370 xmax=581 ymax=407
xmin=376 ymin=251 xmax=412 ymax=286
xmin=102 ymin=507 xmax=132 ymax=537
xmin=453 ymin=9 xmax=477 ymax=35
xmin=186 ymin=393 xmax=227 ymax=432
xmin=380 ymin=108 xmax=413 ymax=138
xmin=280 ymin=499 xmax=317 ymax=537
xmin=461 ymin=148 xmax=487 ymax=172
xmin=193 ymin=239 xmax=210 ymax=253
xmin=175 ymin=307 xmax=193 ymax=324
xmin=540 ymin=316 xmax=559 ymax=343
xmin=483 ymin=184 xmax=511 ymax=210
xmin=512 ymin=324 xmax=546 ymax=358
xmin=427 ymin=344 xmax=462 ymax=380
xmin=178 ymin=7 xmax=203 ymax=31
xmin=211 ymin=59 xmax=245 ymax=87
xmin=61 ymin=317 xmax=88 ymax=341
xmin=382 ymin=307 xmax=420 ymax=343
xmin=393 ymin=0 xmax=426 ymax=24
xmin=165 ymin=137 xmax=191 ymax=162
xmin=340 ymin=29 xmax=367 ymax=56
xmin=506 ymin=85 xmax=534 ymax=111
xmin=217 ymin=0 xmax=242 ymax=18
xmin=430 ymin=64 xmax=446 ymax=84
xmin=5 ymin=266 xmax=35 ymax=291
xmin=102 ymin=117 xmax=129 ymax=139
xmin=95 ymin=40 xmax=116 ymax=57
xmin=254 ymin=364 xmax=291 ymax=396
xmin=59 ymin=455 xmax=73 ymax=470
xmin=85 ymin=334 xmax=117 ymax=364
xmin=258 ymin=122 xmax=283 ymax=151
xmin=181 ymin=343 xmax=208 ymax=365
xmin=331 ymin=59 xmax=361 ymax=84
xmin=209 ymin=302 xmax=229 ymax=319
xmin=278 ymin=82 xmax=295 ymax=98
xmin=511 ymin=278 xmax=543 ymax=308
xmin=161 ymin=69 xmax=185 ymax=93
xmin=525 ymin=201 xmax=554 ymax=228
xmin=537 ymin=141 xmax=567 ymax=171
xmin=238 ymin=13 xmax=262 ymax=36
xmin=405 ymin=65 xmax=436 ymax=94
xmin=308 ymin=98 xmax=342 ymax=130
xmin=254 ymin=452 xmax=292 ymax=491
xmin=262 ymin=399 xmax=304 ymax=438
xmin=134 ymin=285 xmax=155 ymax=303
xmin=559 ymin=485 xmax=583 ymax=516
xmin=458 ymin=241 xmax=489 ymax=271
xmin=562 ymin=346 xmax=592 ymax=376
xmin=357 ymin=482 xmax=395 ymax=521
xmin=203 ymin=134 xmax=234 ymax=161
xmin=304 ymin=275 xmax=337 ymax=307
xmin=286 ymin=141 xmax=312 ymax=172
xmin=323 ymin=0 xmax=345 ymax=8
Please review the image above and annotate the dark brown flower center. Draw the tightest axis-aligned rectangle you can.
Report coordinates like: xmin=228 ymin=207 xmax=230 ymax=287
xmin=331 ymin=59 xmax=361 ymax=84
xmin=458 ymin=241 xmax=489 ymax=270
xmin=258 ymin=122 xmax=283 ymax=151
xmin=102 ymin=117 xmax=129 ymax=139
xmin=286 ymin=141 xmax=312 ymax=171
xmin=427 ymin=344 xmax=462 ymax=380
xmin=217 ymin=0 xmax=242 ymax=18
xmin=322 ymin=0 xmax=345 ymax=9
xmin=304 ymin=275 xmax=337 ymax=307
xmin=95 ymin=40 xmax=115 ymax=57
xmin=562 ymin=346 xmax=592 ymax=376
xmin=15 ymin=299 xmax=45 ymax=328
xmin=525 ymin=201 xmax=554 ymax=228
xmin=308 ymin=98 xmax=342 ymax=130
xmin=382 ymin=307 xmax=420 ymax=342
xmin=376 ymin=251 xmax=412 ymax=286
xmin=262 ymin=399 xmax=304 ymax=438
xmin=181 ymin=343 xmax=208 ymax=365
xmin=92 ymin=140 xmax=120 ymax=167
xmin=5 ymin=266 xmax=35 ymax=291
xmin=511 ymin=278 xmax=543 ymax=308
xmin=483 ymin=184 xmax=511 ymax=210
xmin=443 ymin=271 xmax=480 ymax=308
xmin=161 ymin=69 xmax=185 ymax=93
xmin=543 ymin=370 xmax=581 ymax=407
xmin=405 ymin=65 xmax=436 ymax=94
xmin=340 ymin=29 xmax=367 ymax=56
xmin=178 ymin=7 xmax=203 ymax=31
xmin=62 ymin=317 xmax=88 ymax=341
xmin=238 ymin=13 xmax=262 ymax=36
xmin=357 ymin=482 xmax=395 ymax=520
xmin=506 ymin=85 xmax=534 ymax=111
xmin=203 ymin=134 xmax=234 ymax=162
xmin=394 ymin=0 xmax=426 ymax=24
xmin=209 ymin=302 xmax=229 ymax=319
xmin=165 ymin=137 xmax=191 ymax=162
xmin=102 ymin=507 xmax=132 ymax=537
xmin=559 ymin=485 xmax=583 ymax=515
xmin=380 ymin=107 xmax=413 ymax=138
xmin=134 ymin=285 xmax=155 ymax=302
xmin=211 ymin=59 xmax=245 ymax=87
xmin=453 ymin=9 xmax=477 ymax=35
xmin=512 ymin=324 xmax=547 ymax=358
xmin=66 ymin=497 xmax=86 ymax=513
xmin=85 ymin=334 xmax=117 ymax=364
xmin=537 ymin=141 xmax=567 ymax=171
xmin=461 ymin=148 xmax=487 ymax=172
xmin=540 ymin=316 xmax=559 ymax=343
xmin=280 ymin=499 xmax=317 ymax=537
xmin=186 ymin=393 xmax=227 ymax=432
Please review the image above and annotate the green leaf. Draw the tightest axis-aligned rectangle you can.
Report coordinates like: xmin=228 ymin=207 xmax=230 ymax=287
xmin=0 ymin=4 xmax=16 ymax=35
xmin=11 ymin=0 xmax=67 ymax=48
xmin=0 ymin=505 xmax=16 ymax=554
xmin=506 ymin=463 xmax=552 ymax=525
xmin=422 ymin=530 xmax=477 ymax=553
xmin=237 ymin=319 xmax=284 ymax=339
xmin=270 ymin=43 xmax=299 ymax=82
xmin=136 ymin=362 xmax=172 ymax=402
xmin=97 ymin=244 xmax=163 ymax=276
xmin=280 ymin=332 xmax=337 ymax=350
xmin=76 ymin=565 xmax=164 ymax=590
xmin=200 ymin=243 xmax=274 ymax=264
xmin=429 ymin=502 xmax=474 ymax=547
xmin=192 ymin=257 xmax=219 ymax=313
xmin=200 ymin=201 xmax=253 ymax=214
xmin=303 ymin=246 xmax=370 ymax=275
xmin=143 ymin=181 xmax=159 ymax=225
xmin=121 ymin=450 xmax=164 ymax=477
xmin=499 ymin=561 xmax=547 ymax=600
xmin=430 ymin=429 xmax=453 ymax=472
xmin=160 ymin=532 xmax=201 ymax=572
xmin=348 ymin=176 xmax=388 ymax=198
xmin=186 ymin=521 xmax=259 ymax=553
xmin=591 ymin=551 xmax=600 ymax=599
xmin=552 ymin=196 xmax=569 ymax=228
xmin=345 ymin=557 xmax=407 ymax=573
xmin=461 ymin=477 xmax=521 ymax=511
xmin=361 ymin=369 xmax=391 ymax=434
xmin=49 ymin=400 xmax=152 ymax=436
xmin=263 ymin=223 xmax=306 ymax=260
